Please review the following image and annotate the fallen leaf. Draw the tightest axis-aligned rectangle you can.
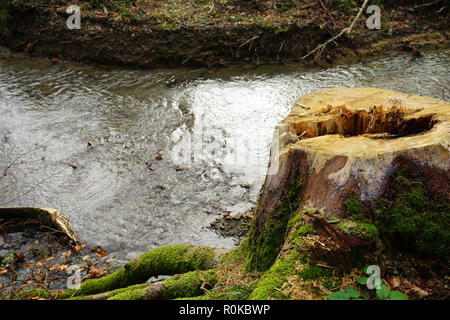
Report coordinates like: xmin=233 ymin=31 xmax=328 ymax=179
xmin=155 ymin=150 xmax=163 ymax=160
xmin=82 ymin=254 xmax=91 ymax=261
xmin=243 ymin=211 xmax=254 ymax=219
xmin=58 ymin=264 xmax=69 ymax=272
xmin=387 ymin=275 xmax=402 ymax=289
xmin=415 ymin=277 xmax=430 ymax=293
xmin=49 ymin=264 xmax=60 ymax=272
xmin=61 ymin=250 xmax=72 ymax=259
xmin=0 ymin=267 xmax=8 ymax=276
xmin=88 ymin=266 xmax=108 ymax=279
xmin=37 ymin=256 xmax=55 ymax=266
xmin=95 ymin=250 xmax=107 ymax=259
xmin=105 ymin=257 xmax=117 ymax=264
xmin=74 ymin=243 xmax=86 ymax=252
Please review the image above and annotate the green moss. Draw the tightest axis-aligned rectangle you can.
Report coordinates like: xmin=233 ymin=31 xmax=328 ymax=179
xmin=249 ymin=249 xmax=303 ymax=300
xmin=297 ymin=224 xmax=314 ymax=237
xmin=245 ymin=216 xmax=289 ymax=272
xmin=297 ymin=263 xmax=333 ymax=281
xmin=62 ymin=245 xmax=219 ymax=298
xmin=286 ymin=212 xmax=304 ymax=231
xmin=373 ymin=168 xmax=450 ymax=260
xmin=164 ymin=270 xmax=217 ymax=298
xmin=288 ymin=222 xmax=315 ymax=246
xmin=338 ymin=220 xmax=379 ymax=242
xmin=245 ymin=177 xmax=303 ymax=272
xmin=175 ymin=294 xmax=210 ymax=300
xmin=344 ymin=197 xmax=367 ymax=221
xmin=107 ymin=287 xmax=148 ymax=300
xmin=11 ymin=288 xmax=52 ymax=300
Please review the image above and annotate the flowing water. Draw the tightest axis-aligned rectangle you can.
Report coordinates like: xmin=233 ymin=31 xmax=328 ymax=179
xmin=0 ymin=49 xmax=449 ymax=265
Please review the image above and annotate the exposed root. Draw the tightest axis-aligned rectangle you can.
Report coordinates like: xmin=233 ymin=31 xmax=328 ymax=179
xmin=56 ymin=245 xmax=227 ymax=299
xmin=68 ymin=270 xmax=217 ymax=300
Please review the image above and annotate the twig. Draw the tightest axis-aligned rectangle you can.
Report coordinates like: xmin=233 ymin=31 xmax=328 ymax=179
xmin=302 ymin=0 xmax=369 ymax=62
xmin=0 ymin=168 xmax=67 ymax=206
xmin=413 ymin=0 xmax=442 ymax=8
xmin=237 ymin=36 xmax=260 ymax=53
xmin=0 ymin=146 xmax=41 ymax=184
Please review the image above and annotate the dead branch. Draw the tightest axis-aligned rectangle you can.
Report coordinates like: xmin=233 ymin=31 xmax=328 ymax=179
xmin=302 ymin=0 xmax=369 ymax=62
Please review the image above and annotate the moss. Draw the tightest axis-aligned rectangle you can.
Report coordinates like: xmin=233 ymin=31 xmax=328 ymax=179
xmin=373 ymin=168 xmax=450 ymax=260
xmin=288 ymin=221 xmax=315 ymax=246
xmin=297 ymin=263 xmax=333 ymax=280
xmin=344 ymin=197 xmax=367 ymax=221
xmin=249 ymin=249 xmax=303 ymax=300
xmin=62 ymin=245 xmax=219 ymax=298
xmin=245 ymin=177 xmax=303 ymax=272
xmin=175 ymin=295 xmax=210 ymax=300
xmin=297 ymin=224 xmax=314 ymax=237
xmin=286 ymin=212 xmax=304 ymax=232
xmin=107 ymin=287 xmax=148 ymax=300
xmin=11 ymin=288 xmax=52 ymax=300
xmin=338 ymin=220 xmax=379 ymax=242
xmin=245 ymin=216 xmax=289 ymax=272
xmin=164 ymin=270 xmax=217 ymax=298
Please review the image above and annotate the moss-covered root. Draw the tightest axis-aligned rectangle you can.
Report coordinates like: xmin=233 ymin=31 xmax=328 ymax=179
xmin=67 ymin=270 xmax=217 ymax=300
xmin=248 ymin=249 xmax=301 ymax=300
xmin=60 ymin=245 xmax=227 ymax=299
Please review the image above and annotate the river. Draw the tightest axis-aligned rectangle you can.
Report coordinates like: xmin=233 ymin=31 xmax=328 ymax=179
xmin=1 ymin=49 xmax=449 ymax=265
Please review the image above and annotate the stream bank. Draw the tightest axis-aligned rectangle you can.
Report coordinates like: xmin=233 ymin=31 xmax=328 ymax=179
xmin=1 ymin=1 xmax=448 ymax=68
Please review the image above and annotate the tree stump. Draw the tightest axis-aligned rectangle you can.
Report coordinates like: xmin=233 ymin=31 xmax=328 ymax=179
xmin=246 ymin=88 xmax=449 ymax=271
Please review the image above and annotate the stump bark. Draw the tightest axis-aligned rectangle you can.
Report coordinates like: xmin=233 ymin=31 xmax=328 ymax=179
xmin=246 ymin=88 xmax=449 ymax=271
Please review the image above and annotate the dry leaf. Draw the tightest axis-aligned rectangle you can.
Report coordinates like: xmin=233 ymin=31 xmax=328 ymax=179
xmin=58 ymin=264 xmax=69 ymax=272
xmin=243 ymin=211 xmax=254 ymax=219
xmin=61 ymin=250 xmax=72 ymax=259
xmin=0 ymin=267 xmax=8 ymax=276
xmin=105 ymin=257 xmax=117 ymax=264
xmin=75 ymin=243 xmax=86 ymax=252
xmin=388 ymin=275 xmax=402 ymax=289
xmin=88 ymin=266 xmax=108 ymax=279
xmin=95 ymin=250 xmax=107 ymax=259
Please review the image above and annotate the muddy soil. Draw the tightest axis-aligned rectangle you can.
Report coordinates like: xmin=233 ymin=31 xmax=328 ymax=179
xmin=209 ymin=211 xmax=254 ymax=246
xmin=1 ymin=1 xmax=448 ymax=68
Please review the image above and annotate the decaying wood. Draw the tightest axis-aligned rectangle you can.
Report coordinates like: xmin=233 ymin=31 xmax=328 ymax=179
xmin=0 ymin=207 xmax=79 ymax=244
xmin=302 ymin=210 xmax=368 ymax=248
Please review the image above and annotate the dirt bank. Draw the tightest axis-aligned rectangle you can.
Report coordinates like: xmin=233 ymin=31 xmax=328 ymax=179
xmin=1 ymin=1 xmax=448 ymax=68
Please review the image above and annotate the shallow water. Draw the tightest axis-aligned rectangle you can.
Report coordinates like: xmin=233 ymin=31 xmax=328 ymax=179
xmin=1 ymin=50 xmax=449 ymax=265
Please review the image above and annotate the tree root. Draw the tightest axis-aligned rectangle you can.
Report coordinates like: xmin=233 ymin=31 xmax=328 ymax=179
xmin=67 ymin=270 xmax=217 ymax=300
xmin=57 ymin=245 xmax=228 ymax=299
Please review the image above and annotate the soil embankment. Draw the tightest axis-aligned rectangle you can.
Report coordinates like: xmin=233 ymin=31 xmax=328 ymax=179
xmin=1 ymin=0 xmax=448 ymax=68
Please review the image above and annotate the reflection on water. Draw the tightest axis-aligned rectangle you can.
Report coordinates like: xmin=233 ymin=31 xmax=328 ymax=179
xmin=0 ymin=49 xmax=449 ymax=265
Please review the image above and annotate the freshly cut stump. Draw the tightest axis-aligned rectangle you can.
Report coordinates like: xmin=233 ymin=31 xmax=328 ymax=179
xmin=247 ymin=88 xmax=449 ymax=270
